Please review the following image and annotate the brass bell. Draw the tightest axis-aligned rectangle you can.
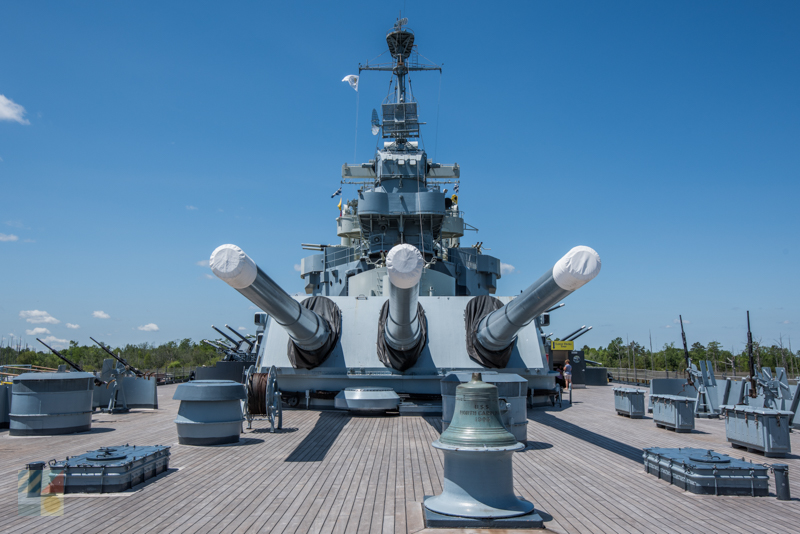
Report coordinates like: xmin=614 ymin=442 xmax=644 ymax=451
xmin=438 ymin=373 xmax=518 ymax=449
xmin=424 ymin=373 xmax=539 ymax=523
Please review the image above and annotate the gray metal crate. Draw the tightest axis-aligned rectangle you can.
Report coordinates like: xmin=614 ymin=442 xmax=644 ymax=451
xmin=643 ymin=447 xmax=769 ymax=496
xmin=613 ymin=387 xmax=646 ymax=418
xmin=49 ymin=445 xmax=170 ymax=493
xmin=651 ymin=394 xmax=695 ymax=432
xmin=721 ymin=405 xmax=793 ymax=458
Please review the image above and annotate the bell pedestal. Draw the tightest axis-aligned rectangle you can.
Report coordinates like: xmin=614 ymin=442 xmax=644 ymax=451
xmin=423 ymin=373 xmax=544 ymax=528
xmin=425 ymin=442 xmax=532 ymax=518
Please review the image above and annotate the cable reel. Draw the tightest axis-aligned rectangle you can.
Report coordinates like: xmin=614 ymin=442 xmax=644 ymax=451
xmin=245 ymin=365 xmax=283 ymax=433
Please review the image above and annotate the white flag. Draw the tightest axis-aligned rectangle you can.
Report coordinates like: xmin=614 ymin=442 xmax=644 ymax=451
xmin=342 ymin=75 xmax=359 ymax=92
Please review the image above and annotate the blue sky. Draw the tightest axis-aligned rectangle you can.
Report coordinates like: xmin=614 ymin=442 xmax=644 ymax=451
xmin=1 ymin=1 xmax=798 ymax=353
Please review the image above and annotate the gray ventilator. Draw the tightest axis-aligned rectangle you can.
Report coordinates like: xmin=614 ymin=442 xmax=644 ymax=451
xmin=210 ymin=244 xmax=330 ymax=351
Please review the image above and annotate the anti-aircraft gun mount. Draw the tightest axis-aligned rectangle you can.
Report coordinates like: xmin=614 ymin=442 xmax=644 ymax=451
xmin=677 ymin=316 xmax=721 ymax=418
xmin=739 ymin=311 xmax=793 ymax=410
xmin=202 ymin=324 xmax=259 ymax=363
xmin=90 ymin=337 xmax=160 ymax=413
xmin=208 ymin=18 xmax=603 ymax=413
xmin=36 ymin=338 xmax=105 ymax=387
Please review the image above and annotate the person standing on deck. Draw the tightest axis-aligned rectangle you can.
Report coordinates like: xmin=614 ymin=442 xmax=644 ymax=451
xmin=564 ymin=359 xmax=572 ymax=389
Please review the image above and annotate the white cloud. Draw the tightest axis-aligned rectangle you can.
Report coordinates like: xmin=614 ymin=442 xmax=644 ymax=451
xmin=93 ymin=310 xmax=110 ymax=319
xmin=673 ymin=318 xmax=690 ymax=324
xmin=41 ymin=335 xmax=68 ymax=348
xmin=500 ymin=262 xmax=515 ymax=275
xmin=204 ymin=273 xmax=214 ymax=279
xmin=293 ymin=264 xmax=302 ymax=272
xmin=20 ymin=310 xmax=60 ymax=324
xmin=0 ymin=233 xmax=19 ymax=242
xmin=665 ymin=325 xmax=672 ymax=328
xmin=196 ymin=259 xmax=209 ymax=267
xmin=138 ymin=323 xmax=159 ymax=332
xmin=0 ymin=95 xmax=30 ymax=125
xmin=186 ymin=205 xmax=198 ymax=210
xmin=5 ymin=220 xmax=25 ymax=228
xmin=238 ymin=326 xmax=247 ymax=331
xmin=782 ymin=320 xmax=791 ymax=324
xmin=66 ymin=323 xmax=80 ymax=329
xmin=25 ymin=327 xmax=51 ymax=336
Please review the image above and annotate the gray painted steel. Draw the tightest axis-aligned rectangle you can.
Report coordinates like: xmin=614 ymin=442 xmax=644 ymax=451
xmin=93 ymin=359 xmax=158 ymax=410
xmin=476 ymin=272 xmax=570 ymax=352
xmin=440 ymin=372 xmax=528 ymax=444
xmin=423 ymin=448 xmax=536 ymax=519
xmin=258 ymin=296 xmax=553 ymax=402
xmin=0 ymin=383 xmax=10 ymax=429
xmin=584 ymin=367 xmax=609 ymax=386
xmin=240 ymin=266 xmax=330 ymax=351
xmin=613 ymin=387 xmax=646 ymax=418
xmin=651 ymin=394 xmax=696 ymax=433
xmin=385 ymin=279 xmax=422 ymax=351
xmin=195 ymin=360 xmax=248 ymax=383
xmin=648 ymin=378 xmax=697 ymax=412
xmin=643 ymin=448 xmax=769 ymax=496
xmin=727 ymin=379 xmax=746 ymax=407
xmin=173 ymin=380 xmax=245 ymax=445
xmin=721 ymin=404 xmax=792 ymax=458
xmin=773 ymin=464 xmax=790 ymax=500
xmin=743 ymin=367 xmax=793 ymax=411
xmin=48 ymin=445 xmax=170 ymax=493
xmin=790 ymin=383 xmax=800 ymax=430
xmin=333 ymin=387 xmax=400 ymax=412
xmin=10 ymin=372 xmax=94 ymax=436
xmin=687 ymin=360 xmax=721 ymax=417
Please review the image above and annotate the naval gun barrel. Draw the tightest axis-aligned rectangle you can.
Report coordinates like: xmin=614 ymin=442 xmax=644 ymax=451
xmin=210 ymin=244 xmax=330 ymax=351
xmin=476 ymin=246 xmax=601 ymax=352
xmin=90 ymin=336 xmax=145 ymax=377
xmin=37 ymin=338 xmax=105 ymax=385
xmin=384 ymin=244 xmax=424 ymax=351
xmin=565 ymin=326 xmax=592 ymax=342
xmin=225 ymin=324 xmax=254 ymax=350
xmin=561 ymin=326 xmax=586 ymax=342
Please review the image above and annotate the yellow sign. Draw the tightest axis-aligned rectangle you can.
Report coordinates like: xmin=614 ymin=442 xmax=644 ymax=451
xmin=551 ymin=340 xmax=574 ymax=351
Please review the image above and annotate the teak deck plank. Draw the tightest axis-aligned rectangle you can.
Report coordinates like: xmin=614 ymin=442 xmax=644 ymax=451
xmin=1 ymin=383 xmax=798 ymax=534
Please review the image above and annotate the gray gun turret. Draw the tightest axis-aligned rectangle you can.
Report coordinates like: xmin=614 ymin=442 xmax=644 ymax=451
xmin=210 ymin=244 xmax=333 ymax=352
xmin=476 ymin=246 xmax=601 ymax=353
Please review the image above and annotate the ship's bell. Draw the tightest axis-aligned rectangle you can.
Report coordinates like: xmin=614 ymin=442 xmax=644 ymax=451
xmin=438 ymin=373 xmax=518 ymax=449
xmin=424 ymin=374 xmax=537 ymax=522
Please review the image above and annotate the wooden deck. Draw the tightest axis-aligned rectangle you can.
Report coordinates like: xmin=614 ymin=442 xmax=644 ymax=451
xmin=1 ymin=384 xmax=797 ymax=533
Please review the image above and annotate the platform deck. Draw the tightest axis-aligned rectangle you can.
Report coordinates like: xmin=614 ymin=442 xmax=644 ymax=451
xmin=1 ymin=384 xmax=797 ymax=533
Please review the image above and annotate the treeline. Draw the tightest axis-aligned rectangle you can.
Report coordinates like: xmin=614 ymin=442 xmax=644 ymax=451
xmin=580 ymin=337 xmax=799 ymax=376
xmin=3 ymin=336 xmax=798 ymax=377
xmin=0 ymin=339 xmax=220 ymax=372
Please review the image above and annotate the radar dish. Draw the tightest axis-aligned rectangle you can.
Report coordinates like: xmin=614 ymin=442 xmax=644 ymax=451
xmin=371 ymin=109 xmax=381 ymax=136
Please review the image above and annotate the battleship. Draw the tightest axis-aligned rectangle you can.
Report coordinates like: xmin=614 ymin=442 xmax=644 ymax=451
xmin=3 ymin=17 xmax=797 ymax=534
xmin=209 ymin=17 xmax=601 ymax=412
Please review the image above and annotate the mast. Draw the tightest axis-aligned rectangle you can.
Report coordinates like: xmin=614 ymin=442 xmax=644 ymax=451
xmin=359 ymin=17 xmax=441 ymax=146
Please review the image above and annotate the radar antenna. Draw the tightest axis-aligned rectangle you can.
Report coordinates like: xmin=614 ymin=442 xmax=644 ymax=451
xmin=359 ymin=18 xmax=441 ymax=144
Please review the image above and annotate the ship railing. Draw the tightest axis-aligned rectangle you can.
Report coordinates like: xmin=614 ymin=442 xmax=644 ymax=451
xmin=324 ymin=246 xmax=362 ymax=270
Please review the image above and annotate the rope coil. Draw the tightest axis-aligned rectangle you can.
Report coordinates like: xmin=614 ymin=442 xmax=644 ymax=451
xmin=247 ymin=372 xmax=271 ymax=415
